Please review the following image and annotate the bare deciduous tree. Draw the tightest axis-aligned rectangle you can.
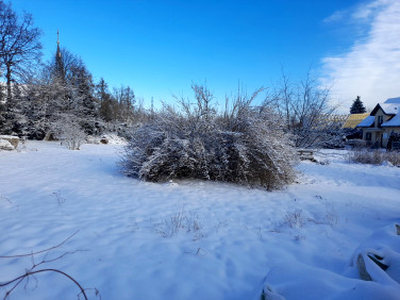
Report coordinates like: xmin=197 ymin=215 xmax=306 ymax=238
xmin=274 ymin=70 xmax=339 ymax=148
xmin=113 ymin=85 xmax=136 ymax=120
xmin=0 ymin=0 xmax=42 ymax=100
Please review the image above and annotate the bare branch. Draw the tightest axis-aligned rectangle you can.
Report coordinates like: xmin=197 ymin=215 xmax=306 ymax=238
xmin=0 ymin=269 xmax=88 ymax=300
xmin=0 ymin=230 xmax=97 ymax=300
xmin=0 ymin=230 xmax=79 ymax=259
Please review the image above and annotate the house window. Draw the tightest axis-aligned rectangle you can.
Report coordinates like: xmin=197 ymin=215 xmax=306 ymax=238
xmin=378 ymin=115 xmax=383 ymax=127
xmin=366 ymin=132 xmax=372 ymax=140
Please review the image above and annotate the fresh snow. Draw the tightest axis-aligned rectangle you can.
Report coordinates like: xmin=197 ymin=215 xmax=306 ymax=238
xmin=1 ymin=141 xmax=399 ymax=299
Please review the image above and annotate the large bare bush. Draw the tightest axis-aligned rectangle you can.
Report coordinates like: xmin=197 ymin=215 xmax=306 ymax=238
xmin=121 ymin=84 xmax=297 ymax=190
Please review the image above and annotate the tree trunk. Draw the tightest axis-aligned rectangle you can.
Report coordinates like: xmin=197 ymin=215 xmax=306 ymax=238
xmin=6 ymin=63 xmax=12 ymax=101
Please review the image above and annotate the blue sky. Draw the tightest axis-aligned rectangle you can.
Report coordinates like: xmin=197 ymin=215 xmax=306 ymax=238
xmin=10 ymin=0 xmax=400 ymax=112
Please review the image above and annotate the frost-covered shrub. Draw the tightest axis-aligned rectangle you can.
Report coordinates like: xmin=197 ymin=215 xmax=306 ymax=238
xmin=386 ymin=151 xmax=400 ymax=166
xmin=50 ymin=114 xmax=86 ymax=150
xmin=347 ymin=149 xmax=386 ymax=165
xmin=347 ymin=149 xmax=400 ymax=166
xmin=121 ymin=85 xmax=298 ymax=190
xmin=346 ymin=149 xmax=383 ymax=165
xmin=154 ymin=207 xmax=203 ymax=239
xmin=284 ymin=209 xmax=305 ymax=228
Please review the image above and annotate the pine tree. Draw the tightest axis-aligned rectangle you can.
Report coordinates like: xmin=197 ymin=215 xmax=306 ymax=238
xmin=350 ymin=96 xmax=366 ymax=114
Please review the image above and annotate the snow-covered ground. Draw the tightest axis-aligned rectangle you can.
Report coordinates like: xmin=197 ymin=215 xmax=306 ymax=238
xmin=0 ymin=141 xmax=399 ymax=299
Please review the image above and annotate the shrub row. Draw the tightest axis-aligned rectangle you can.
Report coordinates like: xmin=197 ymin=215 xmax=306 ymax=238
xmin=347 ymin=149 xmax=400 ymax=166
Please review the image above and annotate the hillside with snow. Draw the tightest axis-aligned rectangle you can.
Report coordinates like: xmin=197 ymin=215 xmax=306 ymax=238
xmin=1 ymin=141 xmax=399 ymax=299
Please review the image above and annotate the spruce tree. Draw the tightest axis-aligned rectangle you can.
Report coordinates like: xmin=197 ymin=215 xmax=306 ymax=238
xmin=54 ymin=31 xmax=65 ymax=82
xmin=350 ymin=96 xmax=366 ymax=114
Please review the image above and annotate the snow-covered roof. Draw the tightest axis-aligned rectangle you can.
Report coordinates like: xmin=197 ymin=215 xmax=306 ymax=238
xmin=371 ymin=97 xmax=400 ymax=116
xmin=356 ymin=96 xmax=400 ymax=127
xmin=357 ymin=115 xmax=375 ymax=127
xmin=384 ymin=97 xmax=400 ymax=104
xmin=378 ymin=103 xmax=400 ymax=115
xmin=382 ymin=114 xmax=400 ymax=127
xmin=381 ymin=97 xmax=400 ymax=126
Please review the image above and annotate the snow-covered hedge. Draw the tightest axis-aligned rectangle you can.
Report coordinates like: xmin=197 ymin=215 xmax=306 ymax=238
xmin=120 ymin=85 xmax=297 ymax=190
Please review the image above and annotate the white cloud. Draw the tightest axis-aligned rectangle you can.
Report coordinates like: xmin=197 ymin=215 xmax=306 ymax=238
xmin=320 ymin=0 xmax=400 ymax=113
xmin=323 ymin=10 xmax=348 ymax=24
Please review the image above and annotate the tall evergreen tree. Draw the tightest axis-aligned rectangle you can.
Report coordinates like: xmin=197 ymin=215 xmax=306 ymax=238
xmin=96 ymin=78 xmax=115 ymax=122
xmin=350 ymin=96 xmax=366 ymax=114
xmin=54 ymin=30 xmax=65 ymax=82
